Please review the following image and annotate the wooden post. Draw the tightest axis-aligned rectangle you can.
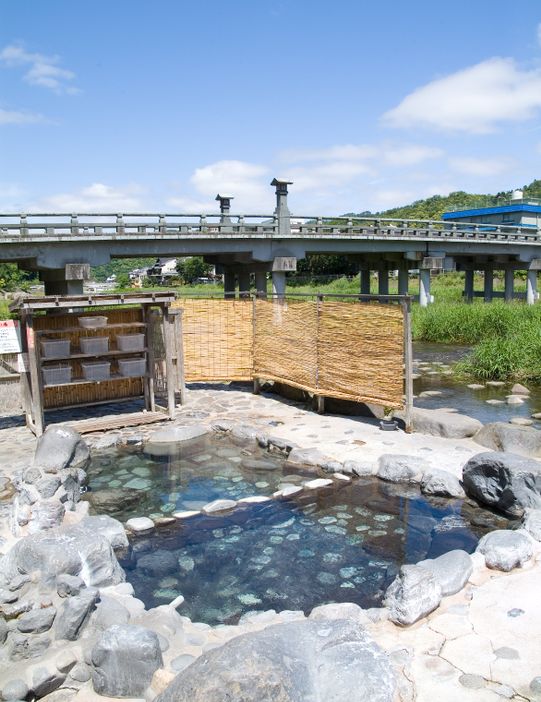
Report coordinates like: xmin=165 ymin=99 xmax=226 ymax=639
xmin=146 ymin=308 xmax=158 ymax=412
xmin=173 ymin=308 xmax=186 ymax=405
xmin=163 ymin=306 xmax=176 ymax=418
xmin=316 ymin=395 xmax=325 ymax=413
xmin=141 ymin=305 xmax=151 ymax=411
xmin=26 ymin=312 xmax=45 ymax=436
xmin=403 ymin=299 xmax=414 ymax=433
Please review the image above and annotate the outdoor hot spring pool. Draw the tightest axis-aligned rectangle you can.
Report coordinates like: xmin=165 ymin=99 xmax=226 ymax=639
xmin=85 ymin=435 xmax=512 ymax=625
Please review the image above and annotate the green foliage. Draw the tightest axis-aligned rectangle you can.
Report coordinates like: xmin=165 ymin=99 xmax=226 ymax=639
xmin=0 ymin=264 xmax=37 ymax=292
xmin=114 ymin=273 xmax=131 ymax=289
xmin=92 ymin=258 xmax=155 ymax=282
xmin=177 ymin=257 xmax=213 ymax=284
xmin=0 ymin=299 xmax=10 ymax=320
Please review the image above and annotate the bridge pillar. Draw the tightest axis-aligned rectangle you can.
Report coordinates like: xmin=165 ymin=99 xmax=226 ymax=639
xmin=504 ymin=268 xmax=515 ymax=302
xmin=398 ymin=266 xmax=409 ymax=295
xmin=419 ymin=269 xmax=431 ymax=307
xmin=255 ymin=271 xmax=267 ymax=297
xmin=40 ymin=264 xmax=89 ymax=296
xmin=272 ymin=271 xmax=286 ymax=298
xmin=238 ymin=271 xmax=251 ymax=298
xmin=360 ymin=268 xmax=371 ymax=295
xmin=484 ymin=266 xmax=494 ymax=303
xmin=223 ymin=267 xmax=236 ymax=299
xmin=527 ymin=270 xmax=538 ymax=305
xmin=377 ymin=266 xmax=389 ymax=296
xmin=464 ymin=269 xmax=474 ymax=303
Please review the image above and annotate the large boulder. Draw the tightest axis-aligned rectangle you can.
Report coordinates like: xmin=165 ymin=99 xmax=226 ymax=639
xmin=82 ymin=487 xmax=140 ymax=514
xmin=377 ymin=454 xmax=427 ymax=483
xmin=394 ymin=407 xmax=482 ymax=439
xmin=33 ymin=426 xmax=90 ymax=473
xmin=0 ymin=522 xmax=125 ymax=587
xmin=156 ymin=619 xmax=396 ymax=702
xmin=384 ymin=564 xmax=442 ymax=625
xmin=462 ymin=451 xmax=541 ymax=517
xmin=476 ymin=530 xmax=533 ymax=571
xmin=91 ymin=624 xmax=163 ymax=697
xmin=474 ymin=422 xmax=541 ymax=458
xmin=421 ymin=468 xmax=465 ymax=498
xmin=144 ymin=425 xmax=210 ymax=457
xmin=416 ymin=550 xmax=473 ymax=596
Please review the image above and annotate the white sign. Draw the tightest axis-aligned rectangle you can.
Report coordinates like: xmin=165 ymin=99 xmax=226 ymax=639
xmin=0 ymin=320 xmax=22 ymax=354
xmin=272 ymin=257 xmax=297 ymax=272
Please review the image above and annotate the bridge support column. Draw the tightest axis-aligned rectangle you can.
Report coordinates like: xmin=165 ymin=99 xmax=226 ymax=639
xmin=255 ymin=271 xmax=267 ymax=297
xmin=40 ymin=264 xmax=89 ymax=296
xmin=484 ymin=267 xmax=494 ymax=303
xmin=504 ymin=269 xmax=515 ymax=302
xmin=360 ymin=268 xmax=371 ymax=295
xmin=238 ymin=271 xmax=251 ymax=298
xmin=378 ymin=267 xmax=389 ymax=296
xmin=527 ymin=270 xmax=538 ymax=305
xmin=398 ymin=266 xmax=409 ymax=295
xmin=223 ymin=267 xmax=236 ymax=299
xmin=272 ymin=271 xmax=286 ymax=298
xmin=419 ymin=269 xmax=431 ymax=308
xmin=464 ymin=269 xmax=474 ymax=303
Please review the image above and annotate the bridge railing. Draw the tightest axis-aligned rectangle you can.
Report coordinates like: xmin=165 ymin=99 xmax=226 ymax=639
xmin=0 ymin=212 xmax=538 ymax=241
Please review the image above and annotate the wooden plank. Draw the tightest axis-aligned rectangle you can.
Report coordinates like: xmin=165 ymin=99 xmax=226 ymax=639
xmin=63 ymin=410 xmax=168 ymax=434
xmin=403 ymin=299 xmax=414 ymax=433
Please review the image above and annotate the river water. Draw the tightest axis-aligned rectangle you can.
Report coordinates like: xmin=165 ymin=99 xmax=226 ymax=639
xmin=413 ymin=342 xmax=541 ymax=426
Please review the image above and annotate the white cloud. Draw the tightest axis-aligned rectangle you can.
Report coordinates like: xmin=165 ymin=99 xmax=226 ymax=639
xmin=282 ymin=161 xmax=372 ymax=193
xmin=166 ymin=195 xmax=220 ymax=213
xmin=185 ymin=160 xmax=272 ymax=211
xmin=280 ymin=144 xmax=377 ymax=163
xmin=382 ymin=144 xmax=444 ymax=166
xmin=383 ymin=57 xmax=541 ymax=133
xmin=449 ymin=156 xmax=513 ymax=176
xmin=0 ymin=43 xmax=78 ymax=94
xmin=31 ymin=183 xmax=145 ymax=212
xmin=0 ymin=107 xmax=46 ymax=125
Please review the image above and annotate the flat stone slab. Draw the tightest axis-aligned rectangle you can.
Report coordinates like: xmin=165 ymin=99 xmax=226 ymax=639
xmin=273 ymin=486 xmax=303 ymax=498
xmin=237 ymin=496 xmax=271 ymax=504
xmin=147 ymin=425 xmax=210 ymax=444
xmin=125 ymin=517 xmax=155 ymax=533
xmin=201 ymin=499 xmax=238 ymax=514
xmin=303 ymin=478 xmax=333 ymax=490
xmin=173 ymin=510 xmax=200 ymax=519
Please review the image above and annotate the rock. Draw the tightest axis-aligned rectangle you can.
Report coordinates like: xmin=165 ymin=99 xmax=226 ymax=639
xmin=2 ymin=679 xmax=29 ymax=701
xmin=394 ymin=407 xmax=482 ymax=439
xmin=474 ymin=422 xmax=541 ymax=458
xmin=83 ymin=487 xmax=141 ymax=513
xmin=57 ymin=574 xmax=84 ymax=598
xmin=55 ymin=588 xmax=99 ymax=640
xmin=91 ymin=624 xmax=163 ymax=697
xmin=506 ymin=395 xmax=524 ymax=405
xmin=240 ymin=458 xmax=279 ymax=472
xmin=33 ymin=426 xmax=90 ymax=473
xmin=145 ymin=425 xmax=210 ymax=456
xmin=69 ymin=663 xmax=91 ymax=682
xmin=7 ymin=632 xmax=51 ymax=661
xmin=1 ymin=522 xmax=125 ymax=587
xmin=201 ymin=499 xmax=237 ymax=515
xmin=285 ymin=448 xmax=334 ymax=471
xmin=377 ymin=454 xmax=426 ymax=483
xmin=126 ymin=517 xmax=155 ymax=533
xmin=343 ymin=459 xmax=376 ymax=476
xmin=303 ymin=478 xmax=333 ymax=489
xmin=55 ymin=649 xmax=78 ymax=673
xmin=510 ymin=417 xmax=533 ymax=426
xmin=521 ymin=508 xmax=541 ymax=541
xmin=155 ymin=619 xmax=396 ymax=702
xmin=417 ymin=550 xmax=473 ymax=596
xmin=17 ymin=606 xmax=56 ymax=633
xmin=230 ymin=424 xmax=259 ymax=445
xmin=32 ymin=666 xmax=66 ymax=698
xmin=82 ymin=515 xmax=129 ymax=551
xmin=29 ymin=499 xmax=66 ymax=532
xmin=467 ymin=384 xmax=485 ymax=390
xmin=0 ymin=616 xmax=6 ymax=645
xmin=36 ymin=475 xmax=62 ymax=498
xmin=486 ymin=381 xmax=506 ymax=387
xmin=138 ymin=550 xmax=178 ymax=576
xmin=384 ymin=564 xmax=442 ymax=625
xmin=92 ymin=595 xmax=131 ymax=630
xmin=462 ymin=451 xmax=541 ymax=517
xmin=309 ymin=602 xmax=371 ymax=626
xmin=421 ymin=468 xmax=465 ymax=498
xmin=511 ymin=383 xmax=530 ymax=395
xmin=476 ymin=530 xmax=533 ymax=571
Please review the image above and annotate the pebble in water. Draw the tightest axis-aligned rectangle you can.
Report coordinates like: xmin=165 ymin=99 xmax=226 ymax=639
xmin=317 ymin=572 xmax=338 ymax=585
xmin=318 ymin=516 xmax=338 ymax=525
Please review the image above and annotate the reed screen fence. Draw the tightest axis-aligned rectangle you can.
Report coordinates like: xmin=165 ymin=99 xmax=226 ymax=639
xmin=173 ymin=296 xmax=406 ymax=410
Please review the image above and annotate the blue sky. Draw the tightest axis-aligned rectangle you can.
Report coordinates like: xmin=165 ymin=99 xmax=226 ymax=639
xmin=1 ymin=0 xmax=541 ymax=215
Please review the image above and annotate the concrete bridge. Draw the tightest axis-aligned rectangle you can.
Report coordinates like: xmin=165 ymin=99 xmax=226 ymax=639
xmin=1 ymin=180 xmax=541 ymax=305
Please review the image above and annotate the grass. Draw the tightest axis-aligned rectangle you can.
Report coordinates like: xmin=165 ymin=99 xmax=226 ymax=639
xmin=1 ymin=272 xmax=539 ymax=381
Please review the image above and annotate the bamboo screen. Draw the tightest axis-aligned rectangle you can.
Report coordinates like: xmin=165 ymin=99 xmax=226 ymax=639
xmin=172 ymin=298 xmax=253 ymax=382
xmin=34 ymin=308 xmax=144 ymax=409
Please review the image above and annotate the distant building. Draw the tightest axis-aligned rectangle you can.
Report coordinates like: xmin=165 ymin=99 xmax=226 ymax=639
xmin=442 ymin=190 xmax=541 ymax=229
xmin=146 ymin=258 xmax=179 ymax=285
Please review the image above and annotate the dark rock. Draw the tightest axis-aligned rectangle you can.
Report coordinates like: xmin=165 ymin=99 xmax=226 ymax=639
xmin=157 ymin=619 xmax=395 ymax=702
xmin=417 ymin=550 xmax=473 ymax=596
xmin=36 ymin=476 xmax=62 ymax=499
xmin=55 ymin=588 xmax=99 ymax=641
xmin=462 ymin=451 xmax=541 ymax=517
xmin=384 ymin=564 xmax=442 ymax=625
xmin=474 ymin=422 xmax=541 ymax=458
xmin=0 ymin=615 xmax=6 ymax=644
xmin=137 ymin=550 xmax=179 ymax=577
xmin=82 ymin=488 xmax=141 ymax=514
xmin=57 ymin=574 xmax=84 ymax=598
xmin=476 ymin=530 xmax=533 ymax=571
xmin=521 ymin=509 xmax=541 ymax=541
xmin=91 ymin=624 xmax=163 ymax=697
xmin=421 ymin=469 xmax=465 ymax=498
xmin=17 ymin=606 xmax=57 ymax=633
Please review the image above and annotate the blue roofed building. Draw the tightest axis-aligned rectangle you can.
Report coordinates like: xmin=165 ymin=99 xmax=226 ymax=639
xmin=442 ymin=190 xmax=541 ymax=229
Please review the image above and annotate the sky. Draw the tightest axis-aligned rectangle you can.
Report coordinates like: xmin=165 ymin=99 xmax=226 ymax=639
xmin=1 ymin=0 xmax=541 ymax=216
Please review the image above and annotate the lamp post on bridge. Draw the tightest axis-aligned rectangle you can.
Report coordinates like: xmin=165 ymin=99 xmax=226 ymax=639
xmin=271 ymin=178 xmax=294 ymax=298
xmin=215 ymin=194 xmax=234 ymax=226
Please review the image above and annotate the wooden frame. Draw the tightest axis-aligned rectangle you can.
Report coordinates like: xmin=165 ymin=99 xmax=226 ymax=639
xmin=11 ymin=293 xmax=179 ymax=436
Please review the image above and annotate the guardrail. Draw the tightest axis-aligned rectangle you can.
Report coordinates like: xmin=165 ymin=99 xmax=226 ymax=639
xmin=0 ymin=213 xmax=539 ymax=243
